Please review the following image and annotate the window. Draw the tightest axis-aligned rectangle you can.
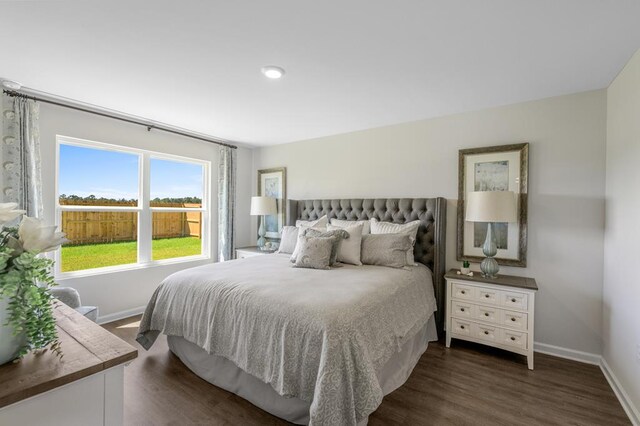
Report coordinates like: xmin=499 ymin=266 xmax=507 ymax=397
xmin=56 ymin=136 xmax=209 ymax=275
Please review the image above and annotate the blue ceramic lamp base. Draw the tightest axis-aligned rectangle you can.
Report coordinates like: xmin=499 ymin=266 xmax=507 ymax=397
xmin=480 ymin=222 xmax=500 ymax=279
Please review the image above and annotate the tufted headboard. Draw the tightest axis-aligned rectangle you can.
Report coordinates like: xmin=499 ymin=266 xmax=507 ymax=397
xmin=286 ymin=198 xmax=447 ymax=335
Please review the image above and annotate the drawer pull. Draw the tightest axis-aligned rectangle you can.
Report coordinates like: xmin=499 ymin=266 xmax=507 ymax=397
xmin=484 ymin=312 xmax=489 ymax=317
xmin=484 ymin=331 xmax=489 ymax=335
xmin=511 ymin=298 xmax=517 ymax=303
xmin=461 ymin=290 xmax=466 ymax=295
xmin=460 ymin=308 xmax=465 ymax=312
xmin=511 ymin=317 xmax=516 ymax=322
xmin=460 ymin=325 xmax=465 ymax=330
xmin=510 ymin=336 xmax=516 ymax=341
xmin=485 ymin=294 xmax=490 ymax=298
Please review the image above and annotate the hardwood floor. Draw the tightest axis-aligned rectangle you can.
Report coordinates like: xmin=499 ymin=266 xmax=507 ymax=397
xmin=104 ymin=316 xmax=629 ymax=425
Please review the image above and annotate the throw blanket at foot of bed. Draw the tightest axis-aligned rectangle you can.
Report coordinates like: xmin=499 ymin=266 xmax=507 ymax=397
xmin=137 ymin=254 xmax=436 ymax=425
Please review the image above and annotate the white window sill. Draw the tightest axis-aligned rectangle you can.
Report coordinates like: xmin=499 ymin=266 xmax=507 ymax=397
xmin=55 ymin=254 xmax=212 ymax=280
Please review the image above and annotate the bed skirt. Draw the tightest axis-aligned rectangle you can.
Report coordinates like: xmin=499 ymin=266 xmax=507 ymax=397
xmin=167 ymin=314 xmax=437 ymax=425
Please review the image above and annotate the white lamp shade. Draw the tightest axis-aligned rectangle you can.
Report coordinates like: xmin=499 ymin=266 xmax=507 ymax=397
xmin=465 ymin=191 xmax=517 ymax=223
xmin=250 ymin=196 xmax=277 ymax=216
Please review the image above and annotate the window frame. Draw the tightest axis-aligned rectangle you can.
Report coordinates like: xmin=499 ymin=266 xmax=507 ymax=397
xmin=55 ymin=135 xmax=211 ymax=278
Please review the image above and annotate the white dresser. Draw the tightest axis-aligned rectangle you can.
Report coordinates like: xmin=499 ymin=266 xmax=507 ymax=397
xmin=445 ymin=270 xmax=538 ymax=369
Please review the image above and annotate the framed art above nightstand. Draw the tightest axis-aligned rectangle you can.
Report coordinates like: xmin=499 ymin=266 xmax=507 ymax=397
xmin=445 ymin=269 xmax=538 ymax=369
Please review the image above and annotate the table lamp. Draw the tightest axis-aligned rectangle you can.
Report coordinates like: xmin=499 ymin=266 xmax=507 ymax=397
xmin=465 ymin=191 xmax=517 ymax=278
xmin=250 ymin=196 xmax=277 ymax=249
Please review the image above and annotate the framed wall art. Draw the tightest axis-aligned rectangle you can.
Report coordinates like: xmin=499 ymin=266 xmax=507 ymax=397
xmin=257 ymin=167 xmax=287 ymax=240
xmin=457 ymin=143 xmax=529 ymax=267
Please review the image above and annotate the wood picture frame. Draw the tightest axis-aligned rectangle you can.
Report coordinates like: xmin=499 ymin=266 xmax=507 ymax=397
xmin=257 ymin=167 xmax=287 ymax=240
xmin=457 ymin=143 xmax=529 ymax=267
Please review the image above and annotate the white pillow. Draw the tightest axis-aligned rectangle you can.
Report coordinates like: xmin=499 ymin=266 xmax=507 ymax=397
xmin=370 ymin=218 xmax=421 ymax=265
xmin=329 ymin=218 xmax=371 ymax=235
xmin=277 ymin=226 xmax=299 ymax=254
xmin=328 ymin=223 xmax=363 ymax=266
xmin=295 ymin=215 xmax=328 ymax=230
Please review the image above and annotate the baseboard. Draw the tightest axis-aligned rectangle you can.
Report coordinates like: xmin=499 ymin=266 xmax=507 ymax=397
xmin=600 ymin=358 xmax=640 ymax=426
xmin=533 ymin=341 xmax=602 ymax=365
xmin=97 ymin=305 xmax=146 ymax=325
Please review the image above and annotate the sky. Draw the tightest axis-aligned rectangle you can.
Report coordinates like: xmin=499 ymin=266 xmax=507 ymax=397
xmin=58 ymin=144 xmax=203 ymax=200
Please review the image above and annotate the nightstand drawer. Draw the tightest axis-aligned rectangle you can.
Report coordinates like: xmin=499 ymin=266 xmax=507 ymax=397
xmin=475 ymin=305 xmax=499 ymax=324
xmin=452 ymin=283 xmax=475 ymax=300
xmin=476 ymin=288 xmax=500 ymax=305
xmin=501 ymin=310 xmax=528 ymax=331
xmin=502 ymin=291 xmax=528 ymax=310
xmin=451 ymin=300 xmax=474 ymax=319
xmin=451 ymin=318 xmax=472 ymax=336
xmin=475 ymin=323 xmax=499 ymax=343
xmin=502 ymin=329 xmax=527 ymax=350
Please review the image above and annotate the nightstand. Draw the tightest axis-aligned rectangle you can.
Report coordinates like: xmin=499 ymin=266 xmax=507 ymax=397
xmin=445 ymin=269 xmax=538 ymax=369
xmin=235 ymin=246 xmax=275 ymax=259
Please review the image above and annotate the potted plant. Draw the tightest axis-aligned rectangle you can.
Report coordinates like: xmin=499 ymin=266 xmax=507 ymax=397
xmin=460 ymin=260 xmax=471 ymax=275
xmin=0 ymin=203 xmax=68 ymax=365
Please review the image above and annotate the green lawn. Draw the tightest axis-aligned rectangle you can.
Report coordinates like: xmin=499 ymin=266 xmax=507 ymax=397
xmin=61 ymin=237 xmax=202 ymax=272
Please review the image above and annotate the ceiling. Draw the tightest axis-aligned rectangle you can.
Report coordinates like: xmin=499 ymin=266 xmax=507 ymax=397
xmin=3 ymin=1 xmax=640 ymax=147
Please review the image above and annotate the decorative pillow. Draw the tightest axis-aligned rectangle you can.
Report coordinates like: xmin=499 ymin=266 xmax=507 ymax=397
xmin=370 ymin=218 xmax=421 ymax=265
xmin=291 ymin=228 xmax=349 ymax=266
xmin=295 ymin=215 xmax=328 ymax=231
xmin=329 ymin=218 xmax=371 ymax=235
xmin=293 ymin=235 xmax=335 ymax=270
xmin=360 ymin=234 xmax=412 ymax=268
xmin=277 ymin=226 xmax=299 ymax=254
xmin=328 ymin=223 xmax=363 ymax=265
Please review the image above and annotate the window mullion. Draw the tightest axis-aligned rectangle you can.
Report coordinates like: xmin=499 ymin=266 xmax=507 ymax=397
xmin=138 ymin=153 xmax=152 ymax=263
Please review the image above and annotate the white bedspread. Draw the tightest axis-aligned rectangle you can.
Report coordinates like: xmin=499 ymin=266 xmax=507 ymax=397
xmin=137 ymin=254 xmax=436 ymax=425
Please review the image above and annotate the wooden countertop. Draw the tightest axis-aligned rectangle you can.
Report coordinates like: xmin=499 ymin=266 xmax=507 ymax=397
xmin=445 ymin=269 xmax=538 ymax=291
xmin=0 ymin=303 xmax=137 ymax=409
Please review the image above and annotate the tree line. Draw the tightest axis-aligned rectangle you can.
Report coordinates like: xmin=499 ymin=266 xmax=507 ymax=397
xmin=59 ymin=194 xmax=202 ymax=204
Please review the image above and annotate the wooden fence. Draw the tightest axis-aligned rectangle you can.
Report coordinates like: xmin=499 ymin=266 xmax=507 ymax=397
xmin=60 ymin=200 xmax=202 ymax=245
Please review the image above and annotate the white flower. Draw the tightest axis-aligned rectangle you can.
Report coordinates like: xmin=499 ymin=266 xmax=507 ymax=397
xmin=0 ymin=202 xmax=26 ymax=224
xmin=18 ymin=217 xmax=69 ymax=253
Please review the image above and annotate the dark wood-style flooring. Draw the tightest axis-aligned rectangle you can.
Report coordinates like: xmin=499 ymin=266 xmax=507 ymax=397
xmin=104 ymin=315 xmax=629 ymax=425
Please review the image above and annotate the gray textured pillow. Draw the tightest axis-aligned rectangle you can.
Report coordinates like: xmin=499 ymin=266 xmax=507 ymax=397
xmin=370 ymin=218 xmax=421 ymax=265
xmin=277 ymin=226 xmax=299 ymax=254
xmin=361 ymin=234 xmax=412 ymax=268
xmin=301 ymin=228 xmax=349 ymax=266
xmin=293 ymin=235 xmax=335 ymax=270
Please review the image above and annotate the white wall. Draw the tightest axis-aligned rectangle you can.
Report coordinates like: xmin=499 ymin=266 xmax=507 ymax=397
xmin=37 ymin=103 xmax=253 ymax=320
xmin=604 ymin=49 xmax=640 ymax=420
xmin=253 ymin=90 xmax=607 ymax=355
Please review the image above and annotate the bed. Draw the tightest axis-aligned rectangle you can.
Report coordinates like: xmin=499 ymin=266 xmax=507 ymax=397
xmin=137 ymin=198 xmax=446 ymax=425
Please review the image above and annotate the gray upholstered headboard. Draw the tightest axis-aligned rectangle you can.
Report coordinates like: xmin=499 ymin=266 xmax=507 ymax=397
xmin=286 ymin=198 xmax=447 ymax=335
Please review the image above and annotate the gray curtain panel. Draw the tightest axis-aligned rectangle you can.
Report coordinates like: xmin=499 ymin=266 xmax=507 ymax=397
xmin=1 ymin=94 xmax=43 ymax=218
xmin=217 ymin=146 xmax=237 ymax=261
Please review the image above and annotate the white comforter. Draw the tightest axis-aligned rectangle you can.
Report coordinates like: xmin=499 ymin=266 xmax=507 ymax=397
xmin=137 ymin=254 xmax=436 ymax=425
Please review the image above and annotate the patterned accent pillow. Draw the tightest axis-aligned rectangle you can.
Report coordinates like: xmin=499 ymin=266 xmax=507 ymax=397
xmin=329 ymin=219 xmax=371 ymax=235
xmin=291 ymin=228 xmax=349 ymax=266
xmin=370 ymin=218 xmax=421 ymax=265
xmin=293 ymin=235 xmax=335 ymax=270
xmin=277 ymin=226 xmax=299 ymax=254
xmin=361 ymin=234 xmax=412 ymax=268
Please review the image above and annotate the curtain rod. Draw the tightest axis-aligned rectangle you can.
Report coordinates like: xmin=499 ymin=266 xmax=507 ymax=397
xmin=2 ymin=89 xmax=238 ymax=150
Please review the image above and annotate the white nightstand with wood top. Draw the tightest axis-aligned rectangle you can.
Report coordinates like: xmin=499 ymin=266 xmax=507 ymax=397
xmin=235 ymin=246 xmax=276 ymax=259
xmin=445 ymin=269 xmax=538 ymax=369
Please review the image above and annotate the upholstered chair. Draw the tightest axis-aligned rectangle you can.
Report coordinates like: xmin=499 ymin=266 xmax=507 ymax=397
xmin=50 ymin=287 xmax=99 ymax=322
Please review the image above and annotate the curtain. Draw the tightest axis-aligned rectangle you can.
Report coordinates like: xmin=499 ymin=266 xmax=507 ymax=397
xmin=1 ymin=94 xmax=43 ymax=218
xmin=217 ymin=145 xmax=236 ymax=262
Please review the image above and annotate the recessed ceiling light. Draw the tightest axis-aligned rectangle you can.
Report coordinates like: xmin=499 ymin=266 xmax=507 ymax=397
xmin=261 ymin=66 xmax=285 ymax=79
xmin=1 ymin=79 xmax=22 ymax=90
